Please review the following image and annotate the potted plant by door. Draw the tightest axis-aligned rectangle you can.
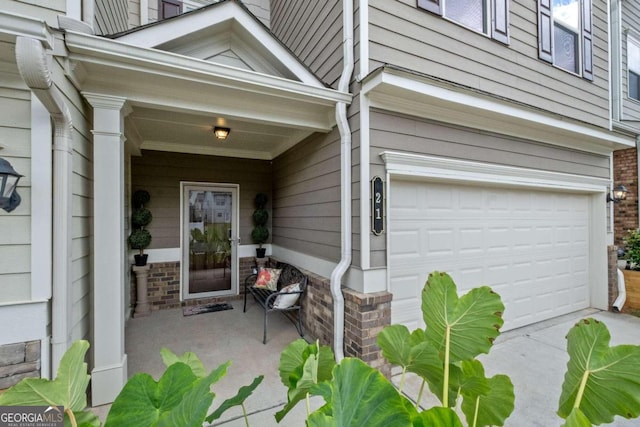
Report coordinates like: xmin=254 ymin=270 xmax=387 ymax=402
xmin=623 ymin=228 xmax=640 ymax=309
xmin=128 ymin=190 xmax=152 ymax=266
xmin=251 ymin=192 xmax=269 ymax=259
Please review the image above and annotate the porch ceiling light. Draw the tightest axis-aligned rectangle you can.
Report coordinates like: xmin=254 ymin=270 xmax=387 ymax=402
xmin=607 ymin=185 xmax=628 ymax=204
xmin=0 ymin=157 xmax=23 ymax=213
xmin=213 ymin=126 xmax=230 ymax=140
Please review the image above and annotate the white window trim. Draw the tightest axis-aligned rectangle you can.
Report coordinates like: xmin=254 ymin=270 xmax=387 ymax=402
xmin=551 ymin=0 xmax=583 ymax=77
xmin=442 ymin=0 xmax=490 ymax=37
xmin=627 ymin=33 xmax=640 ymax=102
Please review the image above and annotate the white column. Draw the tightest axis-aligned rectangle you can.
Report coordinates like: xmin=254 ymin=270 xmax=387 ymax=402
xmin=84 ymin=93 xmax=128 ymax=406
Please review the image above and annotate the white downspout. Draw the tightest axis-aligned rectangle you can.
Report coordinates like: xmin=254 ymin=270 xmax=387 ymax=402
xmin=16 ymin=37 xmax=73 ymax=373
xmin=330 ymin=0 xmax=354 ymax=362
xmin=613 ymin=268 xmax=627 ymax=312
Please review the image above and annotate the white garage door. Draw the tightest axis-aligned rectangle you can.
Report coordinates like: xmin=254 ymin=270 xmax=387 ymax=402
xmin=389 ymin=179 xmax=590 ymax=332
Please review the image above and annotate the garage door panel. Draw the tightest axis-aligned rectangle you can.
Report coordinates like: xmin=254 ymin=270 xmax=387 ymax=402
xmin=390 ymin=180 xmax=590 ymax=332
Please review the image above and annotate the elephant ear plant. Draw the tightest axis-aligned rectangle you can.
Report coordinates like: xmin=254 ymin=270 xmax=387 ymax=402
xmin=277 ymin=271 xmax=514 ymax=426
xmin=0 ymin=342 xmax=263 ymax=427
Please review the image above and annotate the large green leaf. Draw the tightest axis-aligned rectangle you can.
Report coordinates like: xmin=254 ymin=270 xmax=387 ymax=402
xmin=308 ymin=358 xmax=413 ymax=427
xmin=206 ymin=375 xmax=264 ymax=423
xmin=276 ymin=340 xmax=335 ymax=422
xmin=160 ymin=347 xmax=207 ymax=378
xmin=412 ymin=407 xmax=463 ymax=427
xmin=558 ymin=318 xmax=640 ymax=425
xmin=561 ymin=408 xmax=592 ymax=427
xmin=104 ymin=361 xmax=230 ymax=426
xmin=422 ymin=272 xmax=504 ymax=362
xmin=0 ymin=340 xmax=90 ymax=416
xmin=459 ymin=361 xmax=514 ymax=427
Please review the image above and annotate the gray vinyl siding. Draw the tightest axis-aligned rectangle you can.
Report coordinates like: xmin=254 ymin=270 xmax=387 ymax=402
xmin=272 ymin=130 xmax=343 ymax=263
xmin=270 ymin=0 xmax=343 ymax=89
xmin=368 ymin=109 xmax=611 ymax=267
xmin=129 ymin=0 xmax=141 ymax=28
xmin=368 ymin=0 xmax=611 ymax=130
xmin=131 ymin=150 xmax=272 ymax=249
xmin=51 ymin=50 xmax=94 ymax=343
xmin=0 ymin=58 xmax=31 ymax=303
xmin=622 ymin=1 xmax=640 ymax=123
xmin=2 ymin=0 xmax=65 ymax=27
xmin=95 ymin=0 xmax=129 ymax=35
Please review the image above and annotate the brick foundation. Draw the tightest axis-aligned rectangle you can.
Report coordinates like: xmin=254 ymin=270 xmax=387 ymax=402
xmin=613 ymin=148 xmax=638 ymax=247
xmin=130 ymin=257 xmax=263 ymax=311
xmin=0 ymin=341 xmax=41 ymax=390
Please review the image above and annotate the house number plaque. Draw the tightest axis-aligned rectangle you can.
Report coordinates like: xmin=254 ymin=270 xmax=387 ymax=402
xmin=371 ymin=176 xmax=384 ymax=235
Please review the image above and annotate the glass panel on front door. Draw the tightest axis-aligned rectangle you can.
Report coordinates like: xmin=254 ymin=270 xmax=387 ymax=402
xmin=184 ymin=185 xmax=237 ymax=298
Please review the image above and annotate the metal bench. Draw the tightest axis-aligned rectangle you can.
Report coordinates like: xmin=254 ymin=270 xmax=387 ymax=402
xmin=243 ymin=261 xmax=307 ymax=344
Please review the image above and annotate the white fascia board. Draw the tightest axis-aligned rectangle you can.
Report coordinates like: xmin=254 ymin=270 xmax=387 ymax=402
xmin=65 ymin=31 xmax=351 ymax=106
xmin=381 ymin=151 xmax=610 ymax=193
xmin=114 ymin=1 xmax=322 ymax=87
xmin=142 ymin=140 xmax=273 ymax=160
xmin=0 ymin=10 xmax=53 ymax=49
xmin=362 ymin=70 xmax=635 ymax=155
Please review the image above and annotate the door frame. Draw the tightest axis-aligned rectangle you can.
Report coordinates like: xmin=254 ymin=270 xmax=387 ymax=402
xmin=180 ymin=182 xmax=240 ymax=300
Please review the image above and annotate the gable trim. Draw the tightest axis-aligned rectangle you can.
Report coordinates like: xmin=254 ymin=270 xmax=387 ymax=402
xmin=113 ymin=0 xmax=323 ymax=87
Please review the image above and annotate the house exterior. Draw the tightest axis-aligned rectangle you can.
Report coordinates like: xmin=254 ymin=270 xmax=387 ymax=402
xmin=0 ymin=0 xmax=634 ymax=405
xmin=611 ymin=0 xmax=640 ymax=247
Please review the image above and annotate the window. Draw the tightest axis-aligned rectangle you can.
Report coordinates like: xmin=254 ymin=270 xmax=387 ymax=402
xmin=417 ymin=0 xmax=509 ymax=44
xmin=159 ymin=0 xmax=182 ymax=20
xmin=628 ymin=37 xmax=640 ymax=101
xmin=538 ymin=0 xmax=593 ymax=80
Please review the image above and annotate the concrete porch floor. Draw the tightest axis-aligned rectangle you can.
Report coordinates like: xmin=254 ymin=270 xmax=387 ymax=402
xmin=91 ymin=304 xmax=640 ymax=426
xmin=91 ymin=298 xmax=317 ymax=425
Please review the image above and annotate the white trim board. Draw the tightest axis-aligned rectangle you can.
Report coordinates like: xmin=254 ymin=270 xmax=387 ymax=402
xmin=363 ymin=69 xmax=635 ymax=154
xmin=381 ymin=151 xmax=610 ymax=193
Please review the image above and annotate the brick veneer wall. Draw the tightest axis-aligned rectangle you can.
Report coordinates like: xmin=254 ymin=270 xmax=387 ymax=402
xmin=291 ymin=260 xmax=393 ymax=376
xmin=130 ymin=257 xmax=260 ymax=313
xmin=613 ymin=147 xmax=638 ymax=247
xmin=0 ymin=340 xmax=40 ymax=390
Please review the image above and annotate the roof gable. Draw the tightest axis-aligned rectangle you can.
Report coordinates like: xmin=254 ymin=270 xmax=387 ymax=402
xmin=114 ymin=0 xmax=323 ymax=86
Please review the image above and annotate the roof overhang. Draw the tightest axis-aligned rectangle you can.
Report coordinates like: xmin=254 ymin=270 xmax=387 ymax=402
xmin=362 ymin=67 xmax=634 ymax=155
xmin=64 ymin=31 xmax=350 ymax=159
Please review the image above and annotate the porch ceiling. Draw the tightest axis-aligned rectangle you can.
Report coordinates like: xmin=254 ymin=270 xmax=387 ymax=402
xmin=64 ymin=31 xmax=350 ymax=160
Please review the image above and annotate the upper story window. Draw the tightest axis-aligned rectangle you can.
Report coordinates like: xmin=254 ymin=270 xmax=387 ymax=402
xmin=159 ymin=0 xmax=183 ymax=20
xmin=417 ymin=0 xmax=510 ymax=44
xmin=628 ymin=37 xmax=640 ymax=101
xmin=537 ymin=0 xmax=593 ymax=81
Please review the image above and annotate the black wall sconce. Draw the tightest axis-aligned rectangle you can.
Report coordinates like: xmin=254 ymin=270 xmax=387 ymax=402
xmin=607 ymin=185 xmax=628 ymax=204
xmin=0 ymin=157 xmax=23 ymax=213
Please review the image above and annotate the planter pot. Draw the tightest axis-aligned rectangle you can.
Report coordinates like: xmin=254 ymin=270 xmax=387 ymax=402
xmin=134 ymin=254 xmax=148 ymax=266
xmin=622 ymin=270 xmax=640 ymax=310
xmin=256 ymin=247 xmax=266 ymax=258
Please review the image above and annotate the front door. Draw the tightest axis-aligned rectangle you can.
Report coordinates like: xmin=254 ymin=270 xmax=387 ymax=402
xmin=181 ymin=183 xmax=239 ymax=299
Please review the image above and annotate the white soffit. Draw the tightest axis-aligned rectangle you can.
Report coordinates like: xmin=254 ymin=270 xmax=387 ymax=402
xmin=114 ymin=0 xmax=321 ymax=87
xmin=362 ymin=69 xmax=635 ymax=155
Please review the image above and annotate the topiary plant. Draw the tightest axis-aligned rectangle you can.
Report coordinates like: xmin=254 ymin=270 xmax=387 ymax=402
xmin=252 ymin=193 xmax=269 ymax=258
xmin=129 ymin=189 xmax=152 ymax=266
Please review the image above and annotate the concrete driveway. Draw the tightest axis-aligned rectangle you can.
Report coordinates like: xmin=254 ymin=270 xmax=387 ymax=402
xmin=398 ymin=308 xmax=640 ymax=427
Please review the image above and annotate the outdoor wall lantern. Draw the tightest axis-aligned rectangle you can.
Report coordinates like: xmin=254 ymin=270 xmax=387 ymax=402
xmin=607 ymin=185 xmax=628 ymax=204
xmin=0 ymin=157 xmax=23 ymax=213
xmin=213 ymin=126 xmax=230 ymax=140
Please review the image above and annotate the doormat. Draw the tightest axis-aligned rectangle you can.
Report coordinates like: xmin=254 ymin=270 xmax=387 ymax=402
xmin=183 ymin=303 xmax=234 ymax=317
